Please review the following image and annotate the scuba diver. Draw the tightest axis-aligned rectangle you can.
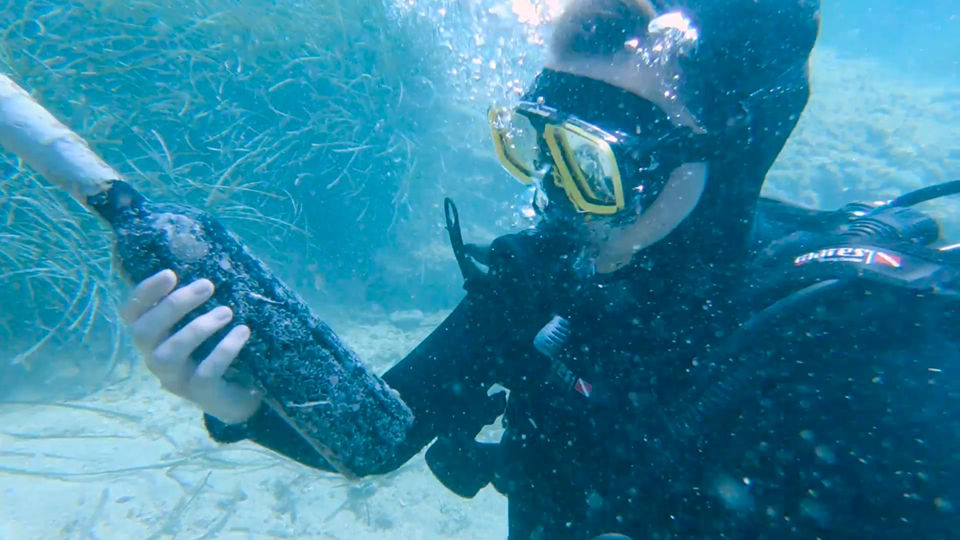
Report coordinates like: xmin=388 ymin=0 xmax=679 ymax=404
xmin=121 ymin=0 xmax=960 ymax=537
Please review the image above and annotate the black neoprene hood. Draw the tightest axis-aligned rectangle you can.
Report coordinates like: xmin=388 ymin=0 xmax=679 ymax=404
xmin=651 ymin=0 xmax=821 ymax=261
xmin=680 ymin=0 xmax=820 ymax=251
xmin=529 ymin=0 xmax=822 ymax=269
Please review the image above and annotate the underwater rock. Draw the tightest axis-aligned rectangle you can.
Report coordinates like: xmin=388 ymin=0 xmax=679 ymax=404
xmin=389 ymin=309 xmax=426 ymax=330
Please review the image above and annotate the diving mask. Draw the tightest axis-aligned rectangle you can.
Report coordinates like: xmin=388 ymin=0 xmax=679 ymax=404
xmin=489 ymin=96 xmax=714 ymax=216
xmin=489 ymin=102 xmax=625 ymax=215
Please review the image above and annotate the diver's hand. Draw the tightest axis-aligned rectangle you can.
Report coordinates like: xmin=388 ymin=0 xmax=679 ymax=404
xmin=120 ymin=269 xmax=263 ymax=425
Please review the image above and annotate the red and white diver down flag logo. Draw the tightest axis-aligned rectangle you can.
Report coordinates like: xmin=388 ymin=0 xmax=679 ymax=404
xmin=574 ymin=378 xmax=592 ymax=397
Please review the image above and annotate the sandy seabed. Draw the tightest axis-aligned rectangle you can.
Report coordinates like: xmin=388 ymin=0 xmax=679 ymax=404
xmin=0 ymin=315 xmax=508 ymax=539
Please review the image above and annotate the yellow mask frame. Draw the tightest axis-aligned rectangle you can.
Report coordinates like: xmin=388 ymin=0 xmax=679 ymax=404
xmin=489 ymin=104 xmax=626 ymax=215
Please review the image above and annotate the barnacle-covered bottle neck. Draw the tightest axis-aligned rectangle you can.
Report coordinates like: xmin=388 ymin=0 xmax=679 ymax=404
xmin=86 ymin=180 xmax=149 ymax=226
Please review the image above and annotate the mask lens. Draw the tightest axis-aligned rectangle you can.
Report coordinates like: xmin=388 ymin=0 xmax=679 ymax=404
xmin=489 ymin=106 xmax=540 ymax=184
xmin=554 ymin=127 xmax=621 ymax=208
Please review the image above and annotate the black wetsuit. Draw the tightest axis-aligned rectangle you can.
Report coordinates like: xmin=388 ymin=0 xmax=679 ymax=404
xmin=207 ymin=197 xmax=960 ymax=539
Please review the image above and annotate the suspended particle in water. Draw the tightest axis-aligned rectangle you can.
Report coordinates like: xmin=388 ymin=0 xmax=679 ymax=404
xmin=712 ymin=473 xmax=754 ymax=512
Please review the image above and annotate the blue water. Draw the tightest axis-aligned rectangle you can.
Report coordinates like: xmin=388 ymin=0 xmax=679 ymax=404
xmin=821 ymin=0 xmax=960 ymax=84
